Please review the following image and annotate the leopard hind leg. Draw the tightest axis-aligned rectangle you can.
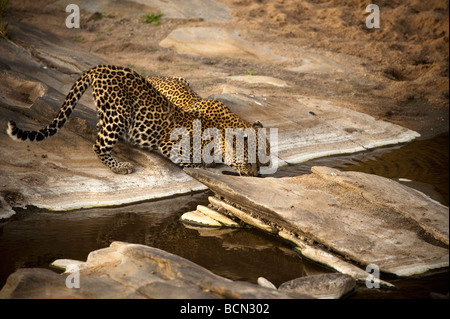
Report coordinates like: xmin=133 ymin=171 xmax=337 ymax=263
xmin=92 ymin=93 xmax=134 ymax=174
xmin=93 ymin=123 xmax=134 ymax=174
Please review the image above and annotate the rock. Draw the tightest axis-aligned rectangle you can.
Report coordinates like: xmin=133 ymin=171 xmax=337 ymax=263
xmin=0 ymin=242 xmax=292 ymax=299
xmin=184 ymin=167 xmax=449 ymax=278
xmin=1 ymin=18 xmax=422 ymax=216
xmin=159 ymin=27 xmax=287 ymax=62
xmin=0 ymin=268 xmax=87 ymax=299
xmin=180 ymin=205 xmax=240 ymax=228
xmin=278 ymin=273 xmax=356 ymax=299
xmin=209 ymin=196 xmax=277 ymax=234
xmin=0 ymin=194 xmax=15 ymax=220
xmin=180 ymin=210 xmax=223 ymax=227
xmin=312 ymin=166 xmax=449 ymax=246
xmin=227 ymin=75 xmax=289 ymax=87
xmin=257 ymin=277 xmax=277 ymax=290
xmin=196 ymin=205 xmax=240 ymax=227
xmin=50 ymin=259 xmax=90 ymax=272
xmin=287 ymin=53 xmax=353 ymax=74
xmin=0 ymin=14 xmax=421 ymax=216
xmin=0 ymin=73 xmax=46 ymax=108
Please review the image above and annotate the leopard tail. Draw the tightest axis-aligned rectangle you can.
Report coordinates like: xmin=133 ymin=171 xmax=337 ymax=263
xmin=7 ymin=70 xmax=92 ymax=142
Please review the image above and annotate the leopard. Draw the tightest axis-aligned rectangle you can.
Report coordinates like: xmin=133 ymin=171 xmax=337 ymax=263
xmin=6 ymin=65 xmax=267 ymax=176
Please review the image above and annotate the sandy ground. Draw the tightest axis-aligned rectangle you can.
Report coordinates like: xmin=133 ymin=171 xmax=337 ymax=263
xmin=4 ymin=0 xmax=448 ymax=139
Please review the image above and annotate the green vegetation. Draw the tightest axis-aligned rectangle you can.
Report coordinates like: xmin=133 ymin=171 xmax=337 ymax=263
xmin=0 ymin=0 xmax=9 ymax=39
xmin=144 ymin=13 xmax=163 ymax=26
xmin=245 ymin=70 xmax=254 ymax=76
xmin=92 ymin=12 xmax=105 ymax=21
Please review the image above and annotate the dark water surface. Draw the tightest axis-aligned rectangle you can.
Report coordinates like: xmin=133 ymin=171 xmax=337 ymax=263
xmin=0 ymin=133 xmax=448 ymax=298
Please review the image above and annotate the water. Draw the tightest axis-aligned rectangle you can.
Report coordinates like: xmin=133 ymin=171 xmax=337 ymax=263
xmin=272 ymin=132 xmax=449 ymax=207
xmin=0 ymin=133 xmax=448 ymax=298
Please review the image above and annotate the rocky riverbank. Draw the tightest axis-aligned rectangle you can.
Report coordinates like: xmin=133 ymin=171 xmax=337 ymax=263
xmin=0 ymin=241 xmax=356 ymax=299
xmin=0 ymin=0 xmax=448 ymax=299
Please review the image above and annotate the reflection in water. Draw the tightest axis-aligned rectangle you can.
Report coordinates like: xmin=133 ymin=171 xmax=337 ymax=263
xmin=0 ymin=133 xmax=448 ymax=298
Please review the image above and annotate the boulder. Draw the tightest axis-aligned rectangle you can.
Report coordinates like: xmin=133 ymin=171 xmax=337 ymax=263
xmin=257 ymin=277 xmax=277 ymax=290
xmin=0 ymin=241 xmax=293 ymax=299
xmin=159 ymin=27 xmax=287 ymax=62
xmin=278 ymin=273 xmax=356 ymax=299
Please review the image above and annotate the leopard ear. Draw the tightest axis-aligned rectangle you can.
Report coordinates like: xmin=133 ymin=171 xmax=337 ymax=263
xmin=253 ymin=120 xmax=263 ymax=128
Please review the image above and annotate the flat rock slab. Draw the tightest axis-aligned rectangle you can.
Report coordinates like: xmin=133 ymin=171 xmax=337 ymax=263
xmin=184 ymin=167 xmax=449 ymax=277
xmin=159 ymin=27 xmax=287 ymax=62
xmin=0 ymin=241 xmax=291 ymax=299
xmin=0 ymin=128 xmax=206 ymax=212
xmin=287 ymin=53 xmax=354 ymax=74
xmin=227 ymin=75 xmax=289 ymax=87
